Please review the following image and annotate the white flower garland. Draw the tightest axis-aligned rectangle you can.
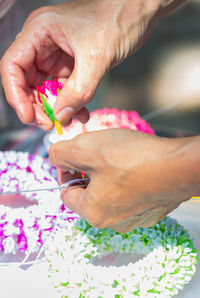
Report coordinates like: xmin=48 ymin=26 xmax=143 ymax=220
xmin=0 ymin=151 xmax=77 ymax=255
xmin=46 ymin=217 xmax=198 ymax=297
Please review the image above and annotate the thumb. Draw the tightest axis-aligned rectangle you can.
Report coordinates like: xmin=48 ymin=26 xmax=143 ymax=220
xmin=53 ymin=53 xmax=104 ymax=125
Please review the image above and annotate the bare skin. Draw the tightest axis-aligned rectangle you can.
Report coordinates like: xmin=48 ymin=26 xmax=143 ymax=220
xmin=1 ymin=0 xmax=193 ymax=232
xmin=0 ymin=0 xmax=184 ymax=128
xmin=49 ymin=129 xmax=200 ymax=233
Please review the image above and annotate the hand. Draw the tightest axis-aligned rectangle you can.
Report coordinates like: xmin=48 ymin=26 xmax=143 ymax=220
xmin=49 ymin=129 xmax=199 ymax=233
xmin=0 ymin=0 xmax=184 ymax=129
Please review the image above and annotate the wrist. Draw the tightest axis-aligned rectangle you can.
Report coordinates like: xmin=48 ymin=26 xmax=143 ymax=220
xmin=154 ymin=0 xmax=186 ymax=21
xmin=159 ymin=0 xmax=185 ymax=9
xmin=164 ymin=136 xmax=200 ymax=198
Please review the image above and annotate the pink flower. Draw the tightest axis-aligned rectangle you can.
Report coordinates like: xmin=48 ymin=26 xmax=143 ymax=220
xmin=62 ymin=107 xmax=155 ymax=136
xmin=36 ymin=79 xmax=63 ymax=106
xmin=36 ymin=79 xmax=154 ymax=136
xmin=17 ymin=232 xmax=28 ymax=253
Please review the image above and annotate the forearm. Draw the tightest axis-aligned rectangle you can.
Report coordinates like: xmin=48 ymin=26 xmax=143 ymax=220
xmin=160 ymin=0 xmax=186 ymax=11
xmin=104 ymin=0 xmax=186 ymax=63
xmin=155 ymin=0 xmax=186 ymax=20
xmin=124 ymin=132 xmax=200 ymax=209
xmin=163 ymin=135 xmax=200 ymax=199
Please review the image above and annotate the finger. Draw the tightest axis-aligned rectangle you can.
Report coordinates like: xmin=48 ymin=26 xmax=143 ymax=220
xmin=58 ymin=168 xmax=88 ymax=216
xmin=1 ymin=38 xmax=36 ymax=123
xmin=60 ymin=186 xmax=87 ymax=217
xmin=53 ymin=79 xmax=90 ymax=126
xmin=53 ymin=51 xmax=104 ymax=125
xmin=46 ymin=51 xmax=74 ymax=78
xmin=32 ymin=103 xmax=54 ymax=130
xmin=73 ymin=106 xmax=90 ymax=124
xmin=26 ymin=64 xmax=47 ymax=88
xmin=1 ymin=62 xmax=34 ymax=123
xmin=49 ymin=135 xmax=95 ymax=173
xmin=57 ymin=168 xmax=83 ymax=185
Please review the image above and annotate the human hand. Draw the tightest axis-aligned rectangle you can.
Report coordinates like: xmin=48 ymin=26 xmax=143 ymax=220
xmin=0 ymin=0 xmax=184 ymax=129
xmin=49 ymin=129 xmax=199 ymax=233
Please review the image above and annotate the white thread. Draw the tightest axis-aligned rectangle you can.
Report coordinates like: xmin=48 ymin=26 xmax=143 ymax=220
xmin=0 ymin=180 xmax=88 ymax=268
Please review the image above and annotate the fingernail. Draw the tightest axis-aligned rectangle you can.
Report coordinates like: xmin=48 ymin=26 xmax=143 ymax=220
xmin=55 ymin=107 xmax=74 ymax=122
xmin=35 ymin=122 xmax=54 ymax=131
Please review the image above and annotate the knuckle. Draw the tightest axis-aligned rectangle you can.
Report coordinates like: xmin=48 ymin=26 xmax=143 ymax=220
xmin=25 ymin=6 xmax=52 ymax=23
xmin=24 ymin=9 xmax=42 ymax=24
xmin=81 ymin=92 xmax=92 ymax=105
xmin=70 ymin=134 xmax=89 ymax=158
xmin=15 ymin=32 xmax=23 ymax=41
xmin=75 ymin=89 xmax=91 ymax=105
xmin=69 ymin=82 xmax=93 ymax=106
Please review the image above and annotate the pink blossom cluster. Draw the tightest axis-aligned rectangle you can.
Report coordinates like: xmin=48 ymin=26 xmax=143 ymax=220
xmin=60 ymin=107 xmax=155 ymax=138
xmin=36 ymin=79 xmax=154 ymax=136
xmin=36 ymin=79 xmax=63 ymax=105
xmin=89 ymin=108 xmax=155 ymax=134
xmin=36 ymin=79 xmax=154 ymax=134
xmin=0 ymin=81 xmax=155 ymax=255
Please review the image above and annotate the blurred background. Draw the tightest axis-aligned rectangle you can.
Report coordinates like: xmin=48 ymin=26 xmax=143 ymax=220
xmin=0 ymin=0 xmax=200 ymax=153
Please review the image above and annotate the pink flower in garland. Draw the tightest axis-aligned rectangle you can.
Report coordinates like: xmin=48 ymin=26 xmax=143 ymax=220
xmin=36 ymin=79 xmax=155 ymax=140
xmin=36 ymin=79 xmax=64 ymax=135
xmin=86 ymin=108 xmax=155 ymax=135
xmin=36 ymin=79 xmax=63 ymax=106
xmin=0 ymin=151 xmax=78 ymax=255
xmin=49 ymin=107 xmax=155 ymax=144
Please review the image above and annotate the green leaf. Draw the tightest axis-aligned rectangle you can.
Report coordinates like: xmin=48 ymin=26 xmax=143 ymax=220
xmin=133 ymin=289 xmax=140 ymax=296
xmin=112 ymin=280 xmax=119 ymax=288
xmin=147 ymin=289 xmax=161 ymax=294
xmin=165 ymin=286 xmax=174 ymax=292
xmin=170 ymin=268 xmax=180 ymax=275
xmin=191 ymin=247 xmax=198 ymax=254
xmin=41 ymin=94 xmax=56 ymax=121
xmin=159 ymin=224 xmax=166 ymax=233
xmin=178 ymin=236 xmax=190 ymax=245
xmin=158 ymin=272 xmax=166 ymax=281
xmin=84 ymin=253 xmax=92 ymax=259
xmin=77 ymin=283 xmax=82 ymax=287
xmin=60 ymin=282 xmax=69 ymax=287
